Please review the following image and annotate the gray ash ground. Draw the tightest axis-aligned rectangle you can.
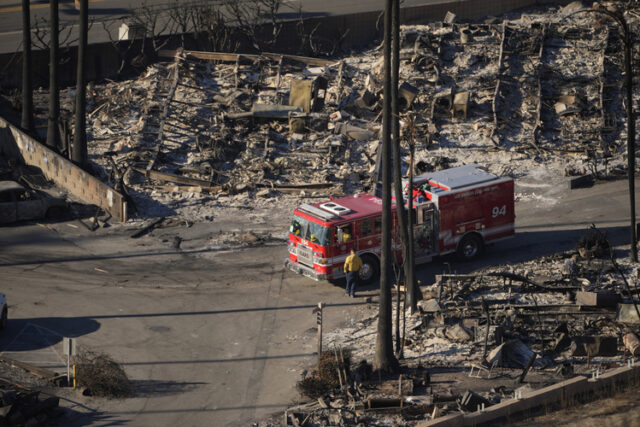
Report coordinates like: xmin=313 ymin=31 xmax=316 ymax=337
xmin=0 ymin=361 xmax=52 ymax=391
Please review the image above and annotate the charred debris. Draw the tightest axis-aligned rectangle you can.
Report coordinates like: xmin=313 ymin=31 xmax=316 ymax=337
xmin=270 ymin=227 xmax=640 ymax=426
xmin=26 ymin=3 xmax=636 ymax=222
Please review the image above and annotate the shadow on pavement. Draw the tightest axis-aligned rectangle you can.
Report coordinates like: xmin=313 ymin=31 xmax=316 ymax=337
xmin=0 ymin=317 xmax=101 ymax=352
xmin=59 ymin=409 xmax=122 ymax=427
xmin=131 ymin=380 xmax=207 ymax=397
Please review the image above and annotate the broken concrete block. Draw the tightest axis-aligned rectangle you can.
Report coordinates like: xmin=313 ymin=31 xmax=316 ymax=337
xmin=444 ymin=11 xmax=456 ymax=23
xmin=617 ymin=304 xmax=640 ymax=324
xmin=567 ymin=174 xmax=594 ymax=190
xmin=576 ymin=291 xmax=620 ymax=308
xmin=570 ymin=336 xmax=618 ymax=357
xmin=445 ymin=324 xmax=473 ymax=342
xmin=462 ymin=318 xmax=478 ymax=330
xmin=487 ymin=339 xmax=544 ymax=369
xmin=289 ymin=79 xmax=313 ymax=112
xmin=460 ymin=28 xmax=473 ymax=44
xmin=623 ymin=333 xmax=640 ymax=357
xmin=452 ymin=91 xmax=470 ymax=120
xmin=418 ymin=298 xmax=441 ymax=313
xmin=334 ymin=123 xmax=375 ymax=141
xmin=329 ymin=110 xmax=349 ymax=121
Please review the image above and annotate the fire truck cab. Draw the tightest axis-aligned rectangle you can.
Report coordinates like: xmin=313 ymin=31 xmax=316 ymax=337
xmin=285 ymin=165 xmax=514 ymax=284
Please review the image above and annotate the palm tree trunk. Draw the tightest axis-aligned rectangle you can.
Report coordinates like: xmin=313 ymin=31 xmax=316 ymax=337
xmin=390 ymin=0 xmax=413 ymax=321
xmin=373 ymin=0 xmax=399 ymax=374
xmin=21 ymin=0 xmax=34 ymax=133
xmin=47 ymin=0 xmax=60 ymax=150
xmin=73 ymin=0 xmax=88 ymax=167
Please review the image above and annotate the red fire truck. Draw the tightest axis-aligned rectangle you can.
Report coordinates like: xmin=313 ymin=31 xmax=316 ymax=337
xmin=285 ymin=165 xmax=515 ymax=284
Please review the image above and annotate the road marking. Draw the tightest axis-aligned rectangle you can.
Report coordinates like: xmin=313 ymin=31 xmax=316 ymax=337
xmin=0 ymin=0 xmax=104 ymax=14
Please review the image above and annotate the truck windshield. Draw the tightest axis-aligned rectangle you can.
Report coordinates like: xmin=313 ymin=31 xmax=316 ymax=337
xmin=290 ymin=215 xmax=330 ymax=246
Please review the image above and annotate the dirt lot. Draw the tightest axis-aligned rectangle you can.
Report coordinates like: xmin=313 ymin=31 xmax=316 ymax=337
xmin=518 ymin=383 xmax=640 ymax=426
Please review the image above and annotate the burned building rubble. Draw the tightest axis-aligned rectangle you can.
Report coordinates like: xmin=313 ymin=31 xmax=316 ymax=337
xmin=269 ymin=229 xmax=640 ymax=426
xmin=25 ymin=4 xmax=635 ymax=224
xmin=15 ymin=3 xmax=640 ymax=425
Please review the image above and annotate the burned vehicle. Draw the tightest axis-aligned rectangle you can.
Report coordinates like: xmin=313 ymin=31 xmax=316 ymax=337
xmin=0 ymin=181 xmax=67 ymax=224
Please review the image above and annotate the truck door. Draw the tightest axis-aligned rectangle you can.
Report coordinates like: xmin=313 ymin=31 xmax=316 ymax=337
xmin=334 ymin=222 xmax=355 ymax=261
xmin=414 ymin=202 xmax=437 ymax=263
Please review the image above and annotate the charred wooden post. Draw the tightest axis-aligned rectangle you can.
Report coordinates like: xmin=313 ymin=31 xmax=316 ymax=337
xmin=335 ymin=60 xmax=344 ymax=105
xmin=481 ymin=297 xmax=490 ymax=361
xmin=314 ymin=303 xmax=324 ymax=369
xmin=407 ymin=123 xmax=418 ymax=312
xmin=490 ymin=23 xmax=506 ymax=140
xmin=518 ymin=353 xmax=537 ymax=383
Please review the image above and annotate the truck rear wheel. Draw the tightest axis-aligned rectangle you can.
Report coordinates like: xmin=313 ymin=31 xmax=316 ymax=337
xmin=359 ymin=254 xmax=380 ymax=285
xmin=457 ymin=234 xmax=483 ymax=261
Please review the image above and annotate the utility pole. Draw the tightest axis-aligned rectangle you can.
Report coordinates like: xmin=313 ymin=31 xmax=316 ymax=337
xmin=73 ymin=0 xmax=89 ymax=168
xmin=373 ymin=0 xmax=399 ymax=374
xmin=47 ymin=0 xmax=60 ymax=150
xmin=407 ymin=117 xmax=418 ymax=312
xmin=21 ymin=0 xmax=34 ymax=133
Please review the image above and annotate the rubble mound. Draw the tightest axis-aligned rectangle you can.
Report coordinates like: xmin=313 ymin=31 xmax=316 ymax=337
xmin=297 ymin=350 xmax=350 ymax=398
xmin=21 ymin=1 xmax=636 ymax=224
xmin=576 ymin=226 xmax=610 ymax=258
xmin=74 ymin=350 xmax=131 ymax=398
xmin=0 ymin=391 xmax=61 ymax=426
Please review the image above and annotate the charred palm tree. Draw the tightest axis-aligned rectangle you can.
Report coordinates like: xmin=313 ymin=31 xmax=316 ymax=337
xmin=373 ymin=0 xmax=399 ymax=374
xmin=47 ymin=0 xmax=59 ymax=150
xmin=21 ymin=0 xmax=34 ymax=133
xmin=73 ymin=0 xmax=88 ymax=167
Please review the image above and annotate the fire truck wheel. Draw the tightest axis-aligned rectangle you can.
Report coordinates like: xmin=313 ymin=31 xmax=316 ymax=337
xmin=359 ymin=254 xmax=380 ymax=285
xmin=457 ymin=234 xmax=483 ymax=261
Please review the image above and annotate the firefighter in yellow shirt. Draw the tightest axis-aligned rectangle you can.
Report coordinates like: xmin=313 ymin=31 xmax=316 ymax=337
xmin=344 ymin=248 xmax=363 ymax=297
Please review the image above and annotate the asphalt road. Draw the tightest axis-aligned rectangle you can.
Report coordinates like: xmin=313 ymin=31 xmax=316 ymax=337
xmin=0 ymin=178 xmax=638 ymax=425
xmin=0 ymin=0 xmax=444 ymax=54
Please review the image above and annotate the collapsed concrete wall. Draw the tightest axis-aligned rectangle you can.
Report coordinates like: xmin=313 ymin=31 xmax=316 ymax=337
xmin=0 ymin=116 xmax=127 ymax=222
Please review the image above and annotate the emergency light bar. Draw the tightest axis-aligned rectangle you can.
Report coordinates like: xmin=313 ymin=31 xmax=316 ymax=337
xmin=298 ymin=203 xmax=335 ymax=220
